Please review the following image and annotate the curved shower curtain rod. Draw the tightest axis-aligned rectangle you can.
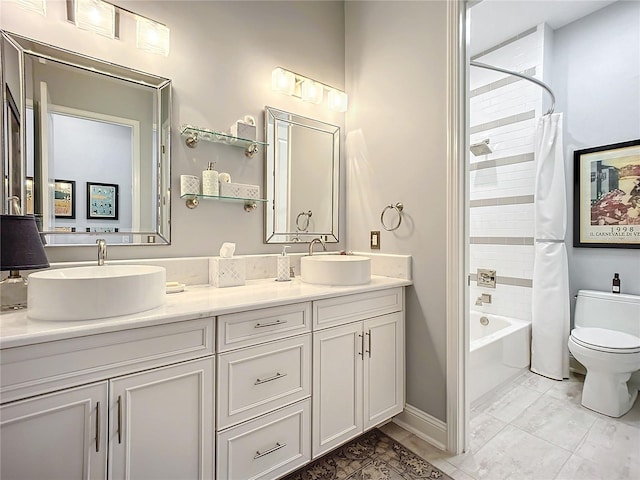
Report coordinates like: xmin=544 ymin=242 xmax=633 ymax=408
xmin=470 ymin=61 xmax=556 ymax=115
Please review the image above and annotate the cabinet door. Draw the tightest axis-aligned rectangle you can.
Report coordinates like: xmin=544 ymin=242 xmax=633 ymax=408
xmin=364 ymin=312 xmax=404 ymax=430
xmin=108 ymin=357 xmax=214 ymax=480
xmin=1 ymin=381 xmax=108 ymax=480
xmin=312 ymin=322 xmax=363 ymax=458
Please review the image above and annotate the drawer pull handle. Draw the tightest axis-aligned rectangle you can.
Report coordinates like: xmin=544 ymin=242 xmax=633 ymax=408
xmin=95 ymin=401 xmax=101 ymax=453
xmin=366 ymin=329 xmax=372 ymax=358
xmin=358 ymin=333 xmax=364 ymax=357
xmin=117 ymin=395 xmax=122 ymax=444
xmin=255 ymin=372 xmax=287 ymax=385
xmin=254 ymin=442 xmax=287 ymax=459
xmin=255 ymin=319 xmax=288 ymax=329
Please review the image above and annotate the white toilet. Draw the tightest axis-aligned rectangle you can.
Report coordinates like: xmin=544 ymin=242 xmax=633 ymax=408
xmin=568 ymin=290 xmax=640 ymax=417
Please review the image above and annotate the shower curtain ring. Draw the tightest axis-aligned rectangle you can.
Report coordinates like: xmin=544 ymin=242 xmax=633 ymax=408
xmin=381 ymin=203 xmax=404 ymax=231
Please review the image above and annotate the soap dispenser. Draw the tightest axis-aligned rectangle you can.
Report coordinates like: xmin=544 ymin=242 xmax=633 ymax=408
xmin=276 ymin=246 xmax=291 ymax=282
xmin=202 ymin=161 xmax=219 ymax=196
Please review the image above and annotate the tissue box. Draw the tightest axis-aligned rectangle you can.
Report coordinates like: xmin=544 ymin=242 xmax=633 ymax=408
xmin=210 ymin=257 xmax=246 ymax=288
xmin=220 ymin=182 xmax=261 ymax=200
xmin=230 ymin=122 xmax=256 ymax=141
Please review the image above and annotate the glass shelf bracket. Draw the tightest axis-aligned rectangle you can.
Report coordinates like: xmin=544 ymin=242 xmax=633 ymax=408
xmin=180 ymin=193 xmax=267 ymax=212
xmin=180 ymin=124 xmax=267 ymax=158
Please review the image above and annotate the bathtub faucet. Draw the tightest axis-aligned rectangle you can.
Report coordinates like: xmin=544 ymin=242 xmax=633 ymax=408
xmin=475 ymin=293 xmax=492 ymax=306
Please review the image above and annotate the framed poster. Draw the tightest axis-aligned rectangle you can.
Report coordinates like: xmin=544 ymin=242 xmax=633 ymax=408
xmin=87 ymin=182 xmax=119 ymax=220
xmin=54 ymin=179 xmax=76 ymax=219
xmin=573 ymin=139 xmax=640 ymax=248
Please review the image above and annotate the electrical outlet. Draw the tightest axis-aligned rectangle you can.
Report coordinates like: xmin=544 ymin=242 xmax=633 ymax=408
xmin=370 ymin=231 xmax=380 ymax=250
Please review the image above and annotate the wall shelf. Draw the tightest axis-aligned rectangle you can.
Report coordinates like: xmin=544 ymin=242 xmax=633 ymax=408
xmin=180 ymin=193 xmax=267 ymax=212
xmin=180 ymin=124 xmax=267 ymax=158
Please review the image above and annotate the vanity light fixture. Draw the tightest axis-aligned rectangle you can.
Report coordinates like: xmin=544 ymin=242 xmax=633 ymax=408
xmin=14 ymin=0 xmax=46 ymax=15
xmin=73 ymin=0 xmax=116 ymax=39
xmin=271 ymin=67 xmax=348 ymax=111
xmin=136 ymin=16 xmax=170 ymax=57
xmin=66 ymin=0 xmax=171 ymax=56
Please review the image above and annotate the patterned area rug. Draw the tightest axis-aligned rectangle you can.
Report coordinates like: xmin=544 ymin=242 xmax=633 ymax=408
xmin=282 ymin=428 xmax=453 ymax=480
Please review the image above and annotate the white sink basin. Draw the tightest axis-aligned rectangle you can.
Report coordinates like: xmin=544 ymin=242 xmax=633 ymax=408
xmin=27 ymin=265 xmax=166 ymax=321
xmin=301 ymin=255 xmax=371 ymax=286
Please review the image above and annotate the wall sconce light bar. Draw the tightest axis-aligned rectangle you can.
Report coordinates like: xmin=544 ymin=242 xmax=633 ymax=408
xmin=271 ymin=67 xmax=348 ymax=112
xmin=15 ymin=0 xmax=46 ymax=15
xmin=66 ymin=0 xmax=170 ymax=56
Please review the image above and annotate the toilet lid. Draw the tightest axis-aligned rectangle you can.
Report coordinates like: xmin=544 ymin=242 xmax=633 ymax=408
xmin=571 ymin=327 xmax=640 ymax=352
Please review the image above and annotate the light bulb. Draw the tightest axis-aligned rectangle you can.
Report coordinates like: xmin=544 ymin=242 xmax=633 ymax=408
xmin=272 ymin=68 xmax=296 ymax=96
xmin=328 ymin=89 xmax=348 ymax=112
xmin=301 ymin=79 xmax=323 ymax=104
xmin=15 ymin=0 xmax=46 ymax=15
xmin=136 ymin=17 xmax=170 ymax=56
xmin=74 ymin=0 xmax=115 ymax=39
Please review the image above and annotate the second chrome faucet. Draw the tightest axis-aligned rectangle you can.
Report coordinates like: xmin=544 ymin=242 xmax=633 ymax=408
xmin=308 ymin=237 xmax=327 ymax=256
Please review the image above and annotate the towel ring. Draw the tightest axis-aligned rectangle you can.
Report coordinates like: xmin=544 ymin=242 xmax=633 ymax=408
xmin=381 ymin=203 xmax=404 ymax=231
xmin=296 ymin=210 xmax=312 ymax=232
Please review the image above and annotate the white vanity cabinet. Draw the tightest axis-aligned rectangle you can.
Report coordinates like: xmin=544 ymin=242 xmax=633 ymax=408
xmin=311 ymin=289 xmax=404 ymax=458
xmin=0 ymin=281 xmax=408 ymax=480
xmin=216 ymin=303 xmax=313 ymax=480
xmin=0 ymin=318 xmax=215 ymax=480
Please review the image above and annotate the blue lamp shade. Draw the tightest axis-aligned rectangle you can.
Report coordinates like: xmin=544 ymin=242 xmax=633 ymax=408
xmin=1 ymin=215 xmax=49 ymax=271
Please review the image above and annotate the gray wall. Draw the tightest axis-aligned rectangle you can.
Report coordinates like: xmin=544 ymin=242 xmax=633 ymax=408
xmin=2 ymin=0 xmax=346 ymax=261
xmin=345 ymin=1 xmax=448 ymax=421
xmin=553 ymin=0 xmax=640 ymax=298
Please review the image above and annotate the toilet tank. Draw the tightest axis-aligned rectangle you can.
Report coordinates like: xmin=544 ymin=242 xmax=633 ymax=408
xmin=575 ymin=290 xmax=640 ymax=337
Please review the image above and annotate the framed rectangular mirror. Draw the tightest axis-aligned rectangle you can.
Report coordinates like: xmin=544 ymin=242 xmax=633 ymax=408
xmin=264 ymin=106 xmax=339 ymax=244
xmin=0 ymin=31 xmax=171 ymax=246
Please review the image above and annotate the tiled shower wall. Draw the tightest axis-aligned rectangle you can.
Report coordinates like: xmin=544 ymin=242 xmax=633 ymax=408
xmin=469 ymin=26 xmax=548 ymax=321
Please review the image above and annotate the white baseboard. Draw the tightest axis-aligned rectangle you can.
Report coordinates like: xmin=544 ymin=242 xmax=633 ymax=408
xmin=392 ymin=404 xmax=447 ymax=451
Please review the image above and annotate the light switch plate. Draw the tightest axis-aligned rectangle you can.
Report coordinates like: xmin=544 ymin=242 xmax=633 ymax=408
xmin=370 ymin=231 xmax=380 ymax=249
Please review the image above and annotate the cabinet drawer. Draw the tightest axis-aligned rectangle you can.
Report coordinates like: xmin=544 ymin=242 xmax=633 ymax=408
xmin=217 ymin=398 xmax=311 ymax=480
xmin=217 ymin=334 xmax=311 ymax=430
xmin=217 ymin=302 xmax=311 ymax=352
xmin=313 ymin=288 xmax=403 ymax=330
xmin=1 ymin=318 xmax=215 ymax=403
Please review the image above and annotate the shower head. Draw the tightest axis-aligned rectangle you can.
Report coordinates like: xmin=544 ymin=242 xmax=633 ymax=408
xmin=470 ymin=139 xmax=492 ymax=156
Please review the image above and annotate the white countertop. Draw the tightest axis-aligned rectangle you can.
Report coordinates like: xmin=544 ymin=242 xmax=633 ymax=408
xmin=0 ymin=276 xmax=411 ymax=349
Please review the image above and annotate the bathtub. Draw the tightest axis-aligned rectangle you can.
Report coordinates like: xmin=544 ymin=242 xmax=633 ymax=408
xmin=468 ymin=311 xmax=531 ymax=405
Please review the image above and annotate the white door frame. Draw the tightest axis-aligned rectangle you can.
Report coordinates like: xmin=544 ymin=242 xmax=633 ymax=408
xmin=445 ymin=0 xmax=469 ymax=455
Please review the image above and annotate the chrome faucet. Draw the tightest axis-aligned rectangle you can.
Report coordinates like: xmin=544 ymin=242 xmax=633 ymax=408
xmin=96 ymin=239 xmax=107 ymax=266
xmin=308 ymin=237 xmax=327 ymax=256
xmin=475 ymin=293 xmax=492 ymax=306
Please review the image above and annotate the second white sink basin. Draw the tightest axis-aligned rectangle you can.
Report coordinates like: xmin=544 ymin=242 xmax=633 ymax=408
xmin=27 ymin=265 xmax=166 ymax=321
xmin=301 ymin=255 xmax=371 ymax=286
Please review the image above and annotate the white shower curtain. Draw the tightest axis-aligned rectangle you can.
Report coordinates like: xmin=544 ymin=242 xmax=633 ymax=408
xmin=531 ymin=113 xmax=570 ymax=381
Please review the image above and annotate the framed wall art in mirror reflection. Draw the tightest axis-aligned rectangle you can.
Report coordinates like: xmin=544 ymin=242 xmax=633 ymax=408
xmin=54 ymin=179 xmax=76 ymax=219
xmin=573 ymin=139 xmax=640 ymax=248
xmin=87 ymin=182 xmax=119 ymax=220
xmin=25 ymin=177 xmax=34 ymax=215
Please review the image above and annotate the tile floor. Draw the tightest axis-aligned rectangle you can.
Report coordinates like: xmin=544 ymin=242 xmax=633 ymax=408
xmin=380 ymin=370 xmax=640 ymax=480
